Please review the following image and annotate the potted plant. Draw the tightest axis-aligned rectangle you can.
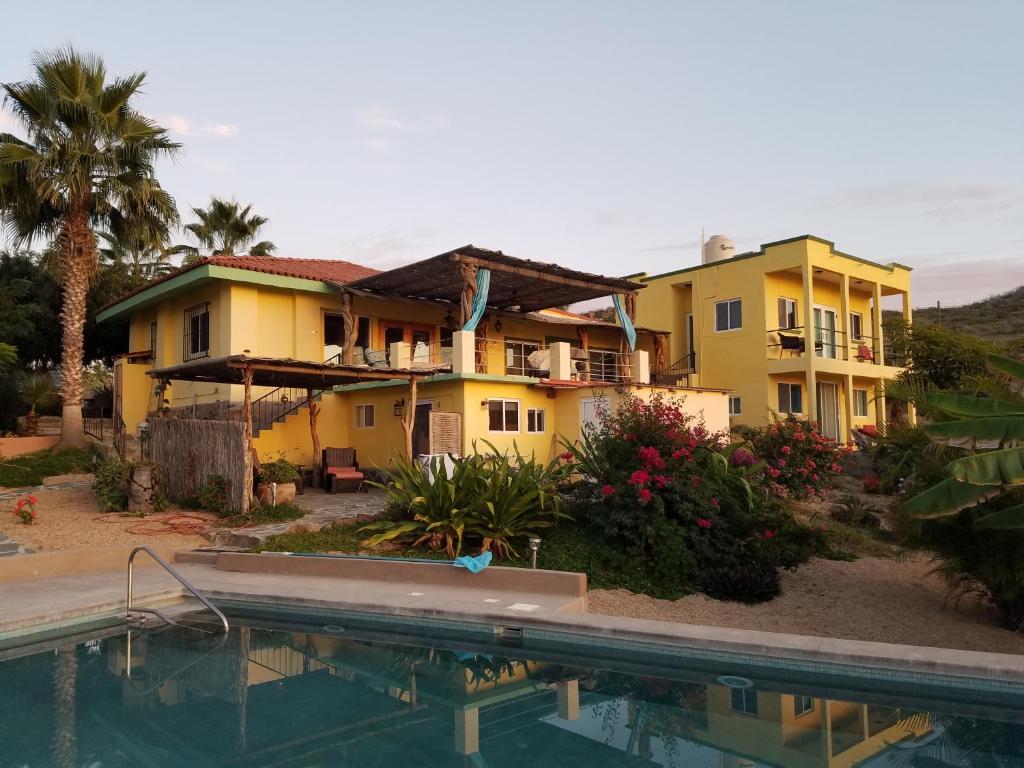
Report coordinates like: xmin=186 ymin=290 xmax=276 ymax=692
xmin=256 ymin=459 xmax=300 ymax=505
xmin=20 ymin=373 xmax=56 ymax=436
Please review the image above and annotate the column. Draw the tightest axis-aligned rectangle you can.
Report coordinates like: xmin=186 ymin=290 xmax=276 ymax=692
xmin=389 ymin=340 xmax=411 ymax=370
xmin=451 ymin=330 xmax=474 ymax=374
xmin=802 ymin=263 xmax=817 ymax=423
xmin=872 ymin=283 xmax=885 ymax=367
xmin=556 ymin=680 xmax=580 ymax=721
xmin=839 ymin=273 xmax=850 ymax=361
xmin=454 ymin=708 xmax=479 ymax=755
xmin=843 ymin=373 xmax=854 ymax=444
xmin=549 ymin=341 xmax=572 ymax=380
xmin=630 ymin=350 xmax=650 ymax=384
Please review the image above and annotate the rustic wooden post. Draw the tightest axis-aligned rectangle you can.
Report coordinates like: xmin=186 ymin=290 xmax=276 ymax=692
xmin=475 ymin=316 xmax=488 ymax=374
xmin=576 ymin=326 xmax=590 ymax=380
xmin=401 ymin=376 xmax=418 ymax=461
xmin=307 ymin=387 xmax=321 ymax=486
xmin=340 ymin=290 xmax=356 ymax=364
xmin=459 ymin=261 xmax=478 ymax=327
xmin=241 ymin=365 xmax=254 ymax=515
xmin=653 ymin=334 xmax=667 ymax=373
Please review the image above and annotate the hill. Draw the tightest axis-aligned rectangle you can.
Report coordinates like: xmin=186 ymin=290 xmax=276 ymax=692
xmin=907 ymin=286 xmax=1024 ymax=345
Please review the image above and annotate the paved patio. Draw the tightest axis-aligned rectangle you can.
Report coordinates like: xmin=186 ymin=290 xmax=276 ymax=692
xmin=203 ymin=488 xmax=387 ymax=548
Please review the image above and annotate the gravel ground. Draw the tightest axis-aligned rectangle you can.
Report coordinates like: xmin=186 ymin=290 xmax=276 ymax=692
xmin=589 ymin=555 xmax=1024 ymax=655
xmin=0 ymin=485 xmax=210 ymax=551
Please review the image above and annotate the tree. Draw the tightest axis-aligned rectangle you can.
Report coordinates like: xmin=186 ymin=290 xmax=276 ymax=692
xmin=171 ymin=197 xmax=275 ymax=259
xmin=0 ymin=250 xmax=62 ymax=368
xmin=0 ymin=48 xmax=179 ymax=447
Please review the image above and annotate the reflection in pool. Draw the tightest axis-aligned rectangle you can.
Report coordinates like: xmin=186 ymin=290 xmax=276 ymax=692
xmin=2 ymin=617 xmax=1023 ymax=766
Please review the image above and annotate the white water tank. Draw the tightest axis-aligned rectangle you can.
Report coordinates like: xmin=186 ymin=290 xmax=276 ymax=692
xmin=703 ymin=235 xmax=736 ymax=264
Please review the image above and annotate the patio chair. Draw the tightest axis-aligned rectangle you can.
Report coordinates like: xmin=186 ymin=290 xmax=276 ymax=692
xmin=777 ymin=333 xmax=805 ymax=357
xmin=322 ymin=447 xmax=364 ymax=493
xmin=855 ymin=344 xmax=874 ymax=363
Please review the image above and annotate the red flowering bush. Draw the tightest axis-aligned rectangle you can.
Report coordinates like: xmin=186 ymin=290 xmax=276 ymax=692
xmin=11 ymin=494 xmax=38 ymax=524
xmin=746 ymin=415 xmax=850 ymax=499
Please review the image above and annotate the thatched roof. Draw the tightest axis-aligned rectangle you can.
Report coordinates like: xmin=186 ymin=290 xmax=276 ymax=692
xmin=147 ymin=355 xmax=433 ymax=388
xmin=345 ymin=245 xmax=645 ymax=312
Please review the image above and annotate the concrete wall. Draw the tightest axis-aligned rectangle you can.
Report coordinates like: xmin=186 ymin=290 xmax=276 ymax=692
xmin=0 ymin=436 xmax=59 ymax=458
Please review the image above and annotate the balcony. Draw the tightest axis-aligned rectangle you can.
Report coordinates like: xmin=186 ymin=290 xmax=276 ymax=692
xmin=471 ymin=338 xmax=638 ymax=383
xmin=766 ymin=327 xmax=906 ymax=368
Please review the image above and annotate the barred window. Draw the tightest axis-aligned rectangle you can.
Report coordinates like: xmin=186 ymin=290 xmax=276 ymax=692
xmin=183 ymin=303 xmax=210 ymax=361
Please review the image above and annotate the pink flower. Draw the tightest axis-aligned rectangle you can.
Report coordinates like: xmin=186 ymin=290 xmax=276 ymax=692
xmin=26 ymin=495 xmax=37 ymax=505
xmin=638 ymin=488 xmax=653 ymax=503
xmin=710 ymin=497 xmax=720 ymax=509
xmin=600 ymin=484 xmax=616 ymax=498
xmin=697 ymin=518 xmax=713 ymax=529
xmin=654 ymin=474 xmax=670 ymax=489
xmin=781 ymin=445 xmax=792 ymax=455
xmin=763 ymin=529 xmax=775 ymax=539
xmin=628 ymin=470 xmax=650 ymax=486
xmin=768 ymin=468 xmax=781 ymax=478
xmin=776 ymin=459 xmax=787 ymax=468
xmin=560 ymin=451 xmax=574 ymax=462
xmin=812 ymin=474 xmax=820 ymax=481
xmin=16 ymin=499 xmax=25 ymax=509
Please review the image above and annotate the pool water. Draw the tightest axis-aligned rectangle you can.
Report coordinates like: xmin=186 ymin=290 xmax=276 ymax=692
xmin=3 ymin=614 xmax=1024 ymax=767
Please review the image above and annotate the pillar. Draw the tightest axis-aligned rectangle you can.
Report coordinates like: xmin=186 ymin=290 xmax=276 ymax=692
xmin=549 ymin=341 xmax=572 ymax=380
xmin=630 ymin=350 xmax=650 ymax=384
xmin=452 ymin=330 xmax=474 ymax=374
xmin=802 ymin=263 xmax=817 ymax=424
xmin=843 ymin=373 xmax=854 ymax=444
xmin=839 ymin=273 xmax=850 ymax=361
xmin=872 ymin=283 xmax=885 ymax=367
xmin=389 ymin=341 xmax=411 ymax=370
xmin=557 ymin=680 xmax=580 ymax=721
xmin=454 ymin=708 xmax=479 ymax=755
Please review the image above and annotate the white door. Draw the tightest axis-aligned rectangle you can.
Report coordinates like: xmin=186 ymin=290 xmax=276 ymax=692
xmin=815 ymin=382 xmax=841 ymax=441
xmin=580 ymin=396 xmax=609 ymax=434
xmin=813 ymin=307 xmax=838 ymax=359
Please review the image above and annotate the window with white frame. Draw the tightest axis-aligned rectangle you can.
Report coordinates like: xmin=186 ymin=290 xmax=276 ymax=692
xmin=794 ymin=695 xmax=815 ymax=717
xmin=589 ymin=349 xmax=618 ymax=381
xmin=527 ymin=408 xmax=546 ymax=433
xmin=730 ymin=687 xmax=758 ymax=716
xmin=729 ymin=396 xmax=742 ymax=416
xmin=854 ymin=388 xmax=869 ymax=418
xmin=778 ymin=383 xmax=803 ymax=414
xmin=715 ymin=298 xmax=742 ymax=331
xmin=504 ymin=339 xmax=541 ymax=376
xmin=777 ymin=297 xmax=798 ymax=330
xmin=183 ymin=302 xmax=210 ymax=361
xmin=355 ymin=404 xmax=375 ymax=428
xmin=487 ymin=399 xmax=520 ymax=432
xmin=850 ymin=312 xmax=864 ymax=342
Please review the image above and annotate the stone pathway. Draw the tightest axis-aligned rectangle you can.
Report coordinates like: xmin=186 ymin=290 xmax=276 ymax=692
xmin=0 ymin=532 xmax=32 ymax=557
xmin=0 ymin=474 xmax=94 ymax=500
xmin=203 ymin=489 xmax=387 ymax=548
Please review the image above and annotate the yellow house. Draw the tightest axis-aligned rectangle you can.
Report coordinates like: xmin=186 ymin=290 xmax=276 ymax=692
xmin=633 ymin=235 xmax=913 ymax=443
xmin=98 ymin=247 xmax=730 ymax=471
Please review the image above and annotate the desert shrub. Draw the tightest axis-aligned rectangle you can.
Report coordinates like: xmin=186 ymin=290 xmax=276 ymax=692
xmin=362 ymin=441 xmax=572 ymax=558
xmin=698 ymin=551 xmax=781 ymax=604
xmin=93 ymin=458 xmax=131 ymax=512
xmin=0 ymin=446 xmax=94 ymax=487
xmin=258 ymin=459 xmax=300 ymax=485
xmin=744 ymin=415 xmax=848 ymax=499
xmin=830 ymin=495 xmax=881 ymax=528
xmin=220 ymin=502 xmax=303 ymax=527
xmin=870 ymin=423 xmax=959 ymax=496
xmin=198 ymin=475 xmax=233 ymax=516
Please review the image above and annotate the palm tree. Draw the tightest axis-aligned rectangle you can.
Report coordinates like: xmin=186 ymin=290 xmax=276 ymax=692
xmin=171 ymin=197 xmax=275 ymax=260
xmin=0 ymin=48 xmax=179 ymax=447
xmin=98 ymin=229 xmax=175 ymax=283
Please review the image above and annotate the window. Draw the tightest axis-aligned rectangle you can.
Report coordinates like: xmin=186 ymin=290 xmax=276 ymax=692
xmin=850 ymin=312 xmax=864 ymax=341
xmin=778 ymin=383 xmax=803 ymax=414
xmin=183 ymin=303 xmax=210 ymax=361
xmin=589 ymin=349 xmax=618 ymax=381
xmin=355 ymin=404 xmax=375 ymax=428
xmin=728 ymin=396 xmax=742 ymax=416
xmin=505 ymin=339 xmax=541 ymax=376
xmin=487 ymin=399 xmax=520 ymax=432
xmin=715 ymin=299 xmax=742 ymax=331
xmin=730 ymin=687 xmax=759 ymax=716
xmin=794 ymin=695 xmax=815 ymax=717
xmin=324 ymin=314 xmax=370 ymax=360
xmin=777 ymin=298 xmax=798 ymax=330
xmin=854 ymin=388 xmax=869 ymax=418
xmin=527 ymin=408 xmax=546 ymax=433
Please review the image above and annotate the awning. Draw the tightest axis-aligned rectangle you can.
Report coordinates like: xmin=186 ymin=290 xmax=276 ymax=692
xmin=343 ymin=245 xmax=646 ymax=313
xmin=147 ymin=355 xmax=436 ymax=389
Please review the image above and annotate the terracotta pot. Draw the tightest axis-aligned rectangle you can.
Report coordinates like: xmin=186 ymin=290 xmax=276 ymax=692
xmin=255 ymin=481 xmax=296 ymax=506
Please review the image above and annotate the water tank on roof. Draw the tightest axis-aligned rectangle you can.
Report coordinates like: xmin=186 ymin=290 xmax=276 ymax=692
xmin=703 ymin=235 xmax=736 ymax=264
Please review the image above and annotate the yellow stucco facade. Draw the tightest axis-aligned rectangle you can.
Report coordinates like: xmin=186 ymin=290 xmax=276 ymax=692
xmin=633 ymin=235 xmax=913 ymax=442
xmin=105 ymin=261 xmax=729 ymax=469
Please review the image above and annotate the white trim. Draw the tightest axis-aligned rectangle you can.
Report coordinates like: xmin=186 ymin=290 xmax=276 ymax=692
xmin=355 ymin=403 xmax=375 ymax=428
xmin=714 ymin=298 xmax=743 ymax=332
xmin=486 ymin=398 xmax=521 ymax=433
xmin=728 ymin=396 xmax=742 ymax=416
xmin=526 ymin=407 xmax=546 ymax=434
xmin=853 ymin=388 xmax=869 ymax=418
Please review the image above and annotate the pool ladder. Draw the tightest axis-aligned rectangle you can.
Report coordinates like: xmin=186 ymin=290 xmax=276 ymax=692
xmin=126 ymin=545 xmax=229 ymax=634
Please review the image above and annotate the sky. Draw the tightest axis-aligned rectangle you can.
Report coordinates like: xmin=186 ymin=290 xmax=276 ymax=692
xmin=1 ymin=0 xmax=1022 ymax=310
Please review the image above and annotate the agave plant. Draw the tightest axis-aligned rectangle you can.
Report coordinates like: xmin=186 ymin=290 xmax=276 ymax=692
xmin=902 ymin=353 xmax=1024 ymax=529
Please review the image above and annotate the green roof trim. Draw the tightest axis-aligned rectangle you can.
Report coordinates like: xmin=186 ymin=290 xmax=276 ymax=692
xmin=96 ymin=265 xmax=335 ymax=323
xmin=640 ymin=234 xmax=913 ymax=283
xmin=332 ymin=371 xmax=537 ymax=393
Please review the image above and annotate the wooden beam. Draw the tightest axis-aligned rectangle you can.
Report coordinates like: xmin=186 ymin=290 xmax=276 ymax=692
xmin=451 ymin=252 xmax=640 ymax=294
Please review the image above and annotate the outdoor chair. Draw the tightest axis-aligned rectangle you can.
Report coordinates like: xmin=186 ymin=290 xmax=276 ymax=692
xmin=777 ymin=333 xmax=805 ymax=357
xmin=855 ymin=344 xmax=874 ymax=363
xmin=322 ymin=447 xmax=364 ymax=493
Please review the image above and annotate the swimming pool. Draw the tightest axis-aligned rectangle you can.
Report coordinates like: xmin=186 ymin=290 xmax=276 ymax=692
xmin=3 ymin=610 xmax=1023 ymax=766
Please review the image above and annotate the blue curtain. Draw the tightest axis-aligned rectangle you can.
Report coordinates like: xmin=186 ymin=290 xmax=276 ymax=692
xmin=462 ymin=268 xmax=491 ymax=332
xmin=613 ymin=294 xmax=637 ymax=351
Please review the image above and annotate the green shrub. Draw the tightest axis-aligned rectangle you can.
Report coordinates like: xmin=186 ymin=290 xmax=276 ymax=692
xmin=830 ymin=495 xmax=881 ymax=528
xmin=198 ymin=475 xmax=233 ymax=516
xmin=220 ymin=502 xmax=304 ymax=528
xmin=744 ymin=415 xmax=848 ymax=499
xmin=258 ymin=459 xmax=300 ymax=484
xmin=362 ymin=442 xmax=572 ymax=558
xmin=0 ymin=447 xmax=94 ymax=488
xmin=93 ymin=458 xmax=131 ymax=512
xmin=698 ymin=552 xmax=781 ymax=604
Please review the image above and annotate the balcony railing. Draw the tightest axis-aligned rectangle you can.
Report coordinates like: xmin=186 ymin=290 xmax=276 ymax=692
xmin=652 ymin=351 xmax=696 ymax=384
xmin=767 ymin=327 xmax=904 ymax=367
xmin=471 ymin=339 xmax=635 ymax=382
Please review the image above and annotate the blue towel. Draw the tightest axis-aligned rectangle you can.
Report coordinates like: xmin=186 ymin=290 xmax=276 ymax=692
xmin=453 ymin=551 xmax=492 ymax=573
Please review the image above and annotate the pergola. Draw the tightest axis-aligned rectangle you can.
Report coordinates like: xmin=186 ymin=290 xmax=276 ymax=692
xmin=148 ymin=355 xmax=432 ymax=513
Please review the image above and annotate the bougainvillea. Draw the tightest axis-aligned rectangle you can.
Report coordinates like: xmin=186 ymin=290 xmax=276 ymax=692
xmin=745 ymin=415 xmax=850 ymax=499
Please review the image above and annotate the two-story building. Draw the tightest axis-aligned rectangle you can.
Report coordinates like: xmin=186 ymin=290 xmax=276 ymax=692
xmin=98 ymin=246 xmax=729 ymax=469
xmin=634 ymin=235 xmax=913 ymax=442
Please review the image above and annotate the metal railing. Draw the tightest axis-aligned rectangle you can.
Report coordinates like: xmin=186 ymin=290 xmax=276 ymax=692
xmin=767 ymin=326 xmax=904 ymax=367
xmin=249 ymin=352 xmax=342 ymax=434
xmin=652 ymin=351 xmax=696 ymax=384
xmin=126 ymin=545 xmax=229 ymax=637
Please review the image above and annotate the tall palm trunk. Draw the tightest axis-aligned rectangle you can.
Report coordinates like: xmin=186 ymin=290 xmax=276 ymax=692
xmin=58 ymin=207 xmax=95 ymax=448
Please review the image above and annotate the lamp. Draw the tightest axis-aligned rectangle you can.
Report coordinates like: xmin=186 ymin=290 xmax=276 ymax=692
xmin=393 ymin=398 xmax=405 ymax=417
xmin=444 ymin=309 xmax=457 ymax=330
xmin=529 ymin=537 xmax=542 ymax=569
xmin=494 ymin=316 xmax=503 ymax=333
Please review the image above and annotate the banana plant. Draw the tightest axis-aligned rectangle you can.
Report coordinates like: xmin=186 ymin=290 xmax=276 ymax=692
xmin=902 ymin=354 xmax=1024 ymax=528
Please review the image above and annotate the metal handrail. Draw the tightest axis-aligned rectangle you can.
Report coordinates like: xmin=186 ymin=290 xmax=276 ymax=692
xmin=126 ymin=545 xmax=229 ymax=633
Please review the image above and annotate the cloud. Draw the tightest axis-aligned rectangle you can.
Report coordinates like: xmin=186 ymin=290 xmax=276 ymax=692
xmin=334 ymin=228 xmax=442 ymax=268
xmin=822 ymin=182 xmax=1024 ymax=220
xmin=358 ymin=106 xmax=408 ymax=131
xmin=360 ymin=138 xmax=389 ymax=152
xmin=355 ymin=105 xmax=450 ymax=153
xmin=158 ymin=114 xmax=239 ymax=138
